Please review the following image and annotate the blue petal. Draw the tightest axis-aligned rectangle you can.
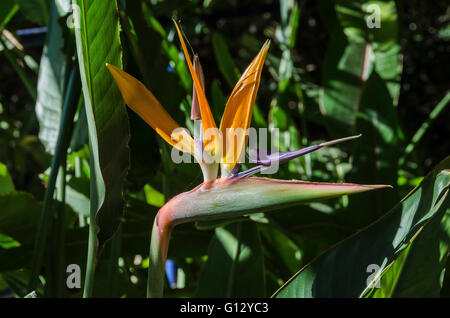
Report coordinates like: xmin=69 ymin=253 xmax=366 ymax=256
xmin=234 ymin=134 xmax=361 ymax=178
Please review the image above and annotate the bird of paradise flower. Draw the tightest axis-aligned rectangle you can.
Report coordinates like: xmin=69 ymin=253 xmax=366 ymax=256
xmin=106 ymin=21 xmax=390 ymax=298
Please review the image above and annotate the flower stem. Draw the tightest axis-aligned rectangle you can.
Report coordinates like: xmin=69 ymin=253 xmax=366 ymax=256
xmin=54 ymin=164 xmax=66 ymax=297
xmin=83 ymin=191 xmax=98 ymax=298
xmin=147 ymin=214 xmax=172 ymax=298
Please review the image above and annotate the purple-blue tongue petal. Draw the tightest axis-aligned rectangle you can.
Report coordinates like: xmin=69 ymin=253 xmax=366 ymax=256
xmin=247 ymin=144 xmax=321 ymax=166
xmin=236 ymin=134 xmax=361 ymax=178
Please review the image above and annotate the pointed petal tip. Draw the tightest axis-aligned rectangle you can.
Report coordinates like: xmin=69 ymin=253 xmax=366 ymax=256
xmin=366 ymin=184 xmax=393 ymax=189
xmin=319 ymin=134 xmax=362 ymax=147
xmin=324 ymin=182 xmax=392 ymax=190
xmin=105 ymin=62 xmax=116 ymax=71
xmin=260 ymin=39 xmax=271 ymax=54
xmin=105 ymin=63 xmax=122 ymax=79
xmin=173 ymin=18 xmax=217 ymax=132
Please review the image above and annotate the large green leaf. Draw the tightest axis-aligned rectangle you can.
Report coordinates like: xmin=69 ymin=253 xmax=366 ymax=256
xmin=267 ymin=203 xmax=355 ymax=249
xmin=274 ymin=156 xmax=450 ymax=297
xmin=73 ymin=0 xmax=130 ymax=247
xmin=368 ymin=205 xmax=450 ymax=297
xmin=319 ymin=0 xmax=403 ymax=223
xmin=258 ymin=223 xmax=302 ymax=278
xmin=320 ymin=0 xmax=402 ymax=137
xmin=35 ymin=0 xmax=72 ymax=154
xmin=347 ymin=72 xmax=400 ymax=223
xmin=196 ymin=221 xmax=265 ymax=297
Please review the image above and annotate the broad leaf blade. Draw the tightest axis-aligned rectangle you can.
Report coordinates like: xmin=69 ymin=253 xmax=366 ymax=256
xmin=369 ymin=206 xmax=450 ymax=297
xmin=273 ymin=157 xmax=450 ymax=298
xmin=74 ymin=0 xmax=130 ymax=247
xmin=320 ymin=0 xmax=402 ymax=137
xmin=321 ymin=40 xmax=369 ymax=136
xmin=196 ymin=221 xmax=265 ymax=297
xmin=348 ymin=72 xmax=400 ymax=223
xmin=35 ymin=0 xmax=72 ymax=154
xmin=319 ymin=0 xmax=403 ymax=223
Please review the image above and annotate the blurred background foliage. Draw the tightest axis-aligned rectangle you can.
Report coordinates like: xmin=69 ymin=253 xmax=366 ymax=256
xmin=0 ymin=0 xmax=448 ymax=297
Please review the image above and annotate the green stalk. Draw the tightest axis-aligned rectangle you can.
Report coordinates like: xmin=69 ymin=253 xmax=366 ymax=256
xmin=146 ymin=140 xmax=173 ymax=298
xmin=0 ymin=5 xmax=19 ymax=29
xmin=54 ymin=164 xmax=66 ymax=297
xmin=28 ymin=65 xmax=80 ymax=293
xmin=147 ymin=216 xmax=172 ymax=298
xmin=0 ymin=35 xmax=37 ymax=100
xmin=83 ymin=199 xmax=97 ymax=298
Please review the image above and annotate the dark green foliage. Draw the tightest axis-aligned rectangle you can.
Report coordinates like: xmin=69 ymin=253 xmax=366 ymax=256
xmin=0 ymin=0 xmax=448 ymax=298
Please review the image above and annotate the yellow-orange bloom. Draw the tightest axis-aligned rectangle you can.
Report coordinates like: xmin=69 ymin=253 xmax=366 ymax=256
xmin=107 ymin=21 xmax=269 ymax=178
